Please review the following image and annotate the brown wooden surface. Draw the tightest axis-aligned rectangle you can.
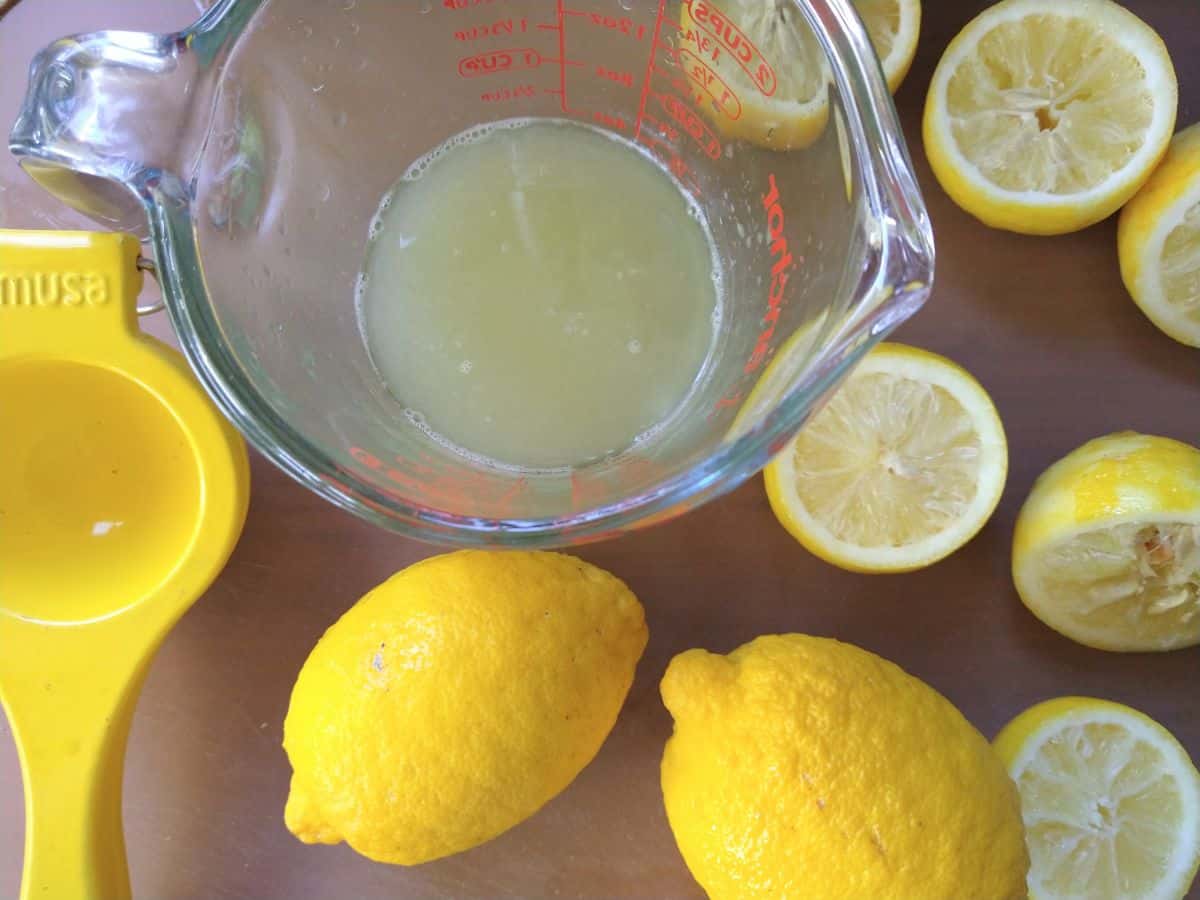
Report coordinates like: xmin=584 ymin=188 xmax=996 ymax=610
xmin=2 ymin=1 xmax=1198 ymax=897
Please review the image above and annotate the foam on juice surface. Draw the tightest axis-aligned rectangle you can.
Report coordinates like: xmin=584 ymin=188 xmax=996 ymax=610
xmin=359 ymin=118 xmax=722 ymax=469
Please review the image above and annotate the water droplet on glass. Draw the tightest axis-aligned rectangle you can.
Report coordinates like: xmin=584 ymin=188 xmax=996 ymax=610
xmin=418 ymin=0 xmax=432 ymax=12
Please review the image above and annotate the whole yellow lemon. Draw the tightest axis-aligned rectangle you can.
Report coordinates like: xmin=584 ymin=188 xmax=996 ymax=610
xmin=283 ymin=550 xmax=647 ymax=865
xmin=660 ymin=634 xmax=1028 ymax=899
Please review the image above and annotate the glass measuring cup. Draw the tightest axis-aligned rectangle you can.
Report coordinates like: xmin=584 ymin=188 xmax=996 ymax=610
xmin=10 ymin=0 xmax=933 ymax=545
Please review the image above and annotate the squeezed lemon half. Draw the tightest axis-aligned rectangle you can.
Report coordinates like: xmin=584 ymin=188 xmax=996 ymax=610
xmin=1013 ymin=432 xmax=1200 ymax=652
xmin=924 ymin=0 xmax=1177 ymax=235
xmin=1119 ymin=121 xmax=1200 ymax=348
xmin=995 ymin=697 xmax=1200 ymax=900
xmin=765 ymin=342 xmax=1007 ymax=573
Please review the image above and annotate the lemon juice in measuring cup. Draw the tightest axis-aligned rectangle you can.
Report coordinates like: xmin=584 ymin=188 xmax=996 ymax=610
xmin=358 ymin=119 xmax=722 ymax=470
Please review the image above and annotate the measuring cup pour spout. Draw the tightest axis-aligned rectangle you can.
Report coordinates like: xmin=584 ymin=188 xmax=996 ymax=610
xmin=0 ymin=231 xmax=249 ymax=900
xmin=9 ymin=3 xmax=262 ymax=235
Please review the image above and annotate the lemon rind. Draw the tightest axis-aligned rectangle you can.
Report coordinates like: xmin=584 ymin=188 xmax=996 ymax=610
xmin=1122 ymin=174 xmax=1200 ymax=348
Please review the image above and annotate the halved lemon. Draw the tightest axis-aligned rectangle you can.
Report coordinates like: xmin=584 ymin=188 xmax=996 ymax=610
xmin=857 ymin=0 xmax=921 ymax=94
xmin=995 ymin=697 xmax=1200 ymax=900
xmin=679 ymin=0 xmax=919 ymax=151
xmin=924 ymin=0 xmax=1177 ymax=235
xmin=1012 ymin=432 xmax=1200 ymax=652
xmin=1118 ymin=122 xmax=1200 ymax=348
xmin=764 ymin=342 xmax=1008 ymax=573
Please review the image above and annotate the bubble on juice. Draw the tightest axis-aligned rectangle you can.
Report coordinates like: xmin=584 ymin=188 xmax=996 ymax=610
xmin=458 ymin=360 xmax=473 ymax=374
xmin=627 ymin=339 xmax=642 ymax=355
xmin=631 ymin=419 xmax=666 ymax=448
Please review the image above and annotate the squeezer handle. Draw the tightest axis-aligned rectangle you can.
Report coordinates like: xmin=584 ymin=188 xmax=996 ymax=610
xmin=0 ymin=628 xmax=156 ymax=900
xmin=0 ymin=230 xmax=155 ymax=900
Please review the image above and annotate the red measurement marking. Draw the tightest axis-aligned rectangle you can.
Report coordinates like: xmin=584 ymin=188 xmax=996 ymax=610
xmin=481 ymin=84 xmax=538 ymax=103
xmin=443 ymin=0 xmax=496 ymax=9
xmin=641 ymin=112 xmax=680 ymax=145
xmin=683 ymin=0 xmax=777 ymax=96
xmin=708 ymin=390 xmax=744 ymax=419
xmin=454 ymin=17 xmax=528 ymax=42
xmin=350 ymin=447 xmax=383 ymax=470
xmin=678 ymin=48 xmax=741 ymax=120
xmin=677 ymin=21 xmax=717 ymax=58
xmin=662 ymin=70 xmax=720 ymax=121
xmin=746 ymin=174 xmax=798 ymax=375
xmin=637 ymin=132 xmax=704 ymax=196
xmin=656 ymin=92 xmax=721 ymax=158
xmin=632 ymin=0 xmax=668 ymax=142
xmin=570 ymin=472 xmax=610 ymax=508
xmin=565 ymin=10 xmax=648 ymax=40
xmin=595 ymin=64 xmax=634 ymax=88
xmin=671 ymin=157 xmax=703 ymax=196
xmin=555 ymin=0 xmax=568 ymax=113
xmin=593 ymin=110 xmax=629 ymax=131
xmin=457 ymin=48 xmax=542 ymax=78
xmin=347 ymin=447 xmax=529 ymax=517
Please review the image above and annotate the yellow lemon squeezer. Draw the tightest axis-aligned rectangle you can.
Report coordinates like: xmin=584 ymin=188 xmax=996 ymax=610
xmin=0 ymin=230 xmax=249 ymax=900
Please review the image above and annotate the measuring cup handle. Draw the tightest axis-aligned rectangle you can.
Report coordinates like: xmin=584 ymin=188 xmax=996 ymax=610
xmin=0 ymin=618 xmax=163 ymax=900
